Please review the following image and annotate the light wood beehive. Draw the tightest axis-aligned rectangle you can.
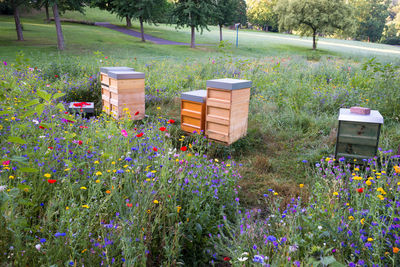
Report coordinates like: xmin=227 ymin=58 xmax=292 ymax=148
xmin=181 ymin=90 xmax=207 ymax=134
xmin=107 ymin=71 xmax=145 ymax=120
xmin=100 ymin=67 xmax=134 ymax=115
xmin=205 ymin=78 xmax=252 ymax=144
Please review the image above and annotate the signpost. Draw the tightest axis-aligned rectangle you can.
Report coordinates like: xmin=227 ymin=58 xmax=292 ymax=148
xmin=235 ymin=23 xmax=240 ymax=48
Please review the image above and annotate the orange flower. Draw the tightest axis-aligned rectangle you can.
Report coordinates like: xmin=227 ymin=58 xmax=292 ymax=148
xmin=393 ymin=247 xmax=399 ymax=254
xmin=106 ymin=190 xmax=111 ymax=194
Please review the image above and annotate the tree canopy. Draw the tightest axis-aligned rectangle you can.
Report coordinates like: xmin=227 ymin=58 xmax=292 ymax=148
xmin=247 ymin=0 xmax=278 ymax=32
xmin=275 ymin=0 xmax=354 ymax=49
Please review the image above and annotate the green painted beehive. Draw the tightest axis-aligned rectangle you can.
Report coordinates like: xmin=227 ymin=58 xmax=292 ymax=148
xmin=335 ymin=108 xmax=383 ymax=162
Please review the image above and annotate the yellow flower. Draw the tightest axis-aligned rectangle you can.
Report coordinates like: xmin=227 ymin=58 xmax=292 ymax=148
xmin=80 ymin=187 xmax=87 ymax=190
xmin=111 ymin=161 xmax=115 ymax=165
xmin=66 ymin=206 xmax=69 ymax=210
xmin=365 ymin=180 xmax=372 ymax=186
xmin=274 ymin=192 xmax=278 ymax=196
xmin=367 ymin=238 xmax=373 ymax=242
xmin=95 ymin=171 xmax=102 ymax=176
xmin=95 ymin=179 xmax=100 ymax=183
xmin=123 ymin=165 xmax=128 ymax=168
xmin=0 ymin=125 xmax=3 ymax=130
xmin=94 ymin=161 xmax=99 ymax=164
xmin=348 ymin=216 xmax=355 ymax=221
xmin=299 ymin=184 xmax=304 ymax=188
xmin=354 ymin=167 xmax=359 ymax=171
xmin=9 ymin=175 xmax=14 ymax=179
xmin=81 ymin=249 xmax=87 ymax=253
xmin=333 ymin=192 xmax=339 ymax=196
xmin=226 ymin=164 xmax=231 ymax=167
xmin=146 ymin=209 xmax=151 ymax=213
xmin=177 ymin=206 xmax=182 ymax=213
xmin=353 ymin=176 xmax=362 ymax=180
xmin=325 ymin=157 xmax=331 ymax=162
xmin=378 ymin=195 xmax=385 ymax=200
xmin=64 ymin=168 xmax=70 ymax=171
xmin=44 ymin=173 xmax=51 ymax=178
xmin=360 ymin=218 xmax=365 ymax=225
xmin=82 ymin=204 xmax=89 ymax=209
xmin=24 ymin=188 xmax=29 ymax=192
xmin=157 ymin=107 xmax=161 ymax=110
xmin=153 ymin=200 xmax=159 ymax=204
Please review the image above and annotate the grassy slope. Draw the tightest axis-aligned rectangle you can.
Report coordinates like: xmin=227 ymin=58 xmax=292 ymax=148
xmin=1 ymin=9 xmax=400 ymax=207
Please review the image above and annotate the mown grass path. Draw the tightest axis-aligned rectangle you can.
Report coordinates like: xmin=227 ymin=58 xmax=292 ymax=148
xmin=95 ymin=22 xmax=211 ymax=46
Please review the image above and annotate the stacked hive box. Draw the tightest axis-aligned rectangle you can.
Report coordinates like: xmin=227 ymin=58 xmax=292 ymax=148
xmin=100 ymin=67 xmax=134 ymax=114
xmin=107 ymin=71 xmax=146 ymax=120
xmin=205 ymin=78 xmax=252 ymax=144
xmin=181 ymin=90 xmax=207 ymax=134
xmin=335 ymin=108 xmax=383 ymax=162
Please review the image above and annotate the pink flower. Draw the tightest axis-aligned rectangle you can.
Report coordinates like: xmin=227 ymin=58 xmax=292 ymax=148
xmin=2 ymin=160 xmax=10 ymax=166
xmin=121 ymin=129 xmax=128 ymax=137
xmin=3 ymin=62 xmax=7 ymax=66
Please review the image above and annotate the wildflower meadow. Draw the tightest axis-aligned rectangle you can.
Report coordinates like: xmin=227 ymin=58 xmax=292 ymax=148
xmin=1 ymin=51 xmax=400 ymax=266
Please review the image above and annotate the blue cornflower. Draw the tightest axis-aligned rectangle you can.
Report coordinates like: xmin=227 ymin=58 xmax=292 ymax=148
xmin=40 ymin=238 xmax=46 ymax=243
xmin=267 ymin=235 xmax=277 ymax=242
xmin=253 ymin=255 xmax=264 ymax=263
xmin=54 ymin=232 xmax=66 ymax=237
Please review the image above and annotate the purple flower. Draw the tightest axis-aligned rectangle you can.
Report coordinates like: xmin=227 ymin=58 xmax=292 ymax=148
xmin=267 ymin=235 xmax=277 ymax=242
xmin=3 ymin=62 xmax=6 ymax=66
xmin=54 ymin=232 xmax=66 ymax=237
xmin=40 ymin=238 xmax=46 ymax=243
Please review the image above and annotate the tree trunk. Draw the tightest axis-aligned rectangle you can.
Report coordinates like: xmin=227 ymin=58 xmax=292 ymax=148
xmin=45 ymin=3 xmax=50 ymax=23
xmin=139 ymin=17 xmax=145 ymax=42
xmin=52 ymin=3 xmax=65 ymax=50
xmin=126 ymin=16 xmax=131 ymax=27
xmin=191 ymin=26 xmax=195 ymax=48
xmin=13 ymin=4 xmax=24 ymax=41
xmin=312 ymin=30 xmax=317 ymax=50
xmin=219 ymin=25 xmax=223 ymax=42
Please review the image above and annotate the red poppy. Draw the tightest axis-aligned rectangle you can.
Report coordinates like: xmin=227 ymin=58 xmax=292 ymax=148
xmin=64 ymin=112 xmax=69 ymax=114
xmin=126 ymin=203 xmax=132 ymax=207
xmin=48 ymin=146 xmax=53 ymax=150
xmin=159 ymin=127 xmax=166 ymax=131
xmin=136 ymin=133 xmax=144 ymax=138
xmin=54 ymin=75 xmax=58 ymax=78
xmin=47 ymin=179 xmax=57 ymax=184
xmin=39 ymin=125 xmax=45 ymax=129
xmin=134 ymin=111 xmax=140 ymax=116
xmin=357 ymin=188 xmax=364 ymax=193
xmin=180 ymin=146 xmax=187 ymax=152
xmin=223 ymin=257 xmax=231 ymax=261
xmin=105 ymin=56 xmax=108 ymax=59
xmin=168 ymin=119 xmax=175 ymax=124
xmin=153 ymin=147 xmax=158 ymax=152
xmin=78 ymin=140 xmax=83 ymax=145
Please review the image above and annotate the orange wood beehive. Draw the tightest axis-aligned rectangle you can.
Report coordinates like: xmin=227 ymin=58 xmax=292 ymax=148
xmin=205 ymin=78 xmax=252 ymax=144
xmin=107 ymin=71 xmax=145 ymax=120
xmin=181 ymin=90 xmax=207 ymax=134
xmin=100 ymin=67 xmax=134 ymax=115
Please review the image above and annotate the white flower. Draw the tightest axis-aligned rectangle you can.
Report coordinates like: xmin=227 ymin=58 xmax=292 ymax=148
xmin=318 ymin=225 xmax=323 ymax=230
xmin=238 ymin=252 xmax=249 ymax=262
xmin=32 ymin=119 xmax=39 ymax=124
xmin=35 ymin=244 xmax=41 ymax=251
xmin=0 ymin=185 xmax=7 ymax=192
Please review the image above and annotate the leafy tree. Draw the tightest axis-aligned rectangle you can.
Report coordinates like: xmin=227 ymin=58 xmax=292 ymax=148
xmin=132 ymin=0 xmax=168 ymax=42
xmin=275 ymin=0 xmax=353 ymax=50
xmin=214 ymin=0 xmax=245 ymax=41
xmin=247 ymin=0 xmax=278 ymax=32
xmin=350 ymin=0 xmax=391 ymax=42
xmin=173 ymin=0 xmax=215 ymax=48
xmin=2 ymin=0 xmax=27 ymax=40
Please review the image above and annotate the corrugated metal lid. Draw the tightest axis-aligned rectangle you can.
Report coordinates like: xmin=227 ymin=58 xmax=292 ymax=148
xmin=181 ymin=90 xmax=207 ymax=103
xmin=100 ymin=67 xmax=134 ymax=74
xmin=108 ymin=71 xmax=145 ymax=80
xmin=206 ymin=78 xmax=252 ymax=90
xmin=338 ymin=108 xmax=384 ymax=124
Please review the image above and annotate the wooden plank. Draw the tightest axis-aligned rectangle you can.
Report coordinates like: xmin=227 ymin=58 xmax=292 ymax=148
xmin=182 ymin=100 xmax=202 ymax=112
xmin=113 ymin=79 xmax=145 ymax=90
xmin=206 ymin=122 xmax=229 ymax=135
xmin=207 ymin=99 xmax=230 ymax=109
xmin=207 ymin=130 xmax=229 ymax=143
xmin=182 ymin=124 xmax=201 ymax=134
xmin=206 ymin=114 xmax=229 ymax=125
xmin=181 ymin=109 xmax=201 ymax=119
xmin=182 ymin=116 xmax=201 ymax=127
xmin=207 ymin=88 xmax=232 ymax=102
xmin=100 ymin=73 xmax=109 ymax=85
xmin=231 ymin=88 xmax=250 ymax=104
xmin=102 ymin=100 xmax=110 ymax=114
xmin=207 ymin=106 xmax=230 ymax=119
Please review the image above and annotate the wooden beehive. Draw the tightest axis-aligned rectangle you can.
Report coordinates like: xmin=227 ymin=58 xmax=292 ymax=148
xmin=107 ymin=71 xmax=145 ymax=120
xmin=181 ymin=90 xmax=207 ymax=134
xmin=335 ymin=108 xmax=383 ymax=162
xmin=205 ymin=78 xmax=252 ymax=144
xmin=100 ymin=67 xmax=134 ymax=115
